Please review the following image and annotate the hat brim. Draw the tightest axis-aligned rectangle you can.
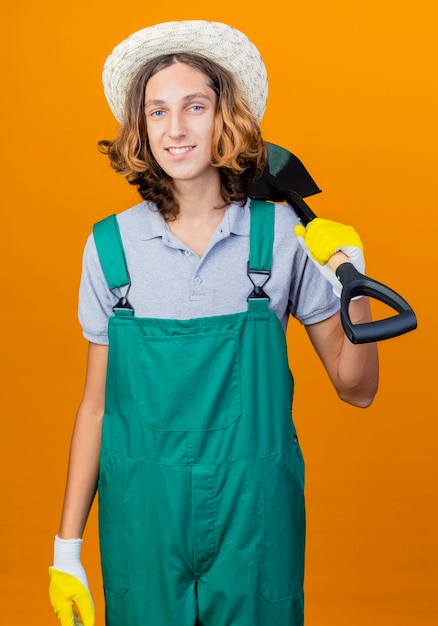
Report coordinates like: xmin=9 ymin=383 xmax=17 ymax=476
xmin=102 ymin=20 xmax=268 ymax=123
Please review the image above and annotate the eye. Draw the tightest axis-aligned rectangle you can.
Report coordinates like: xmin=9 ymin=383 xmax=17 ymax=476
xmin=150 ymin=109 xmax=165 ymax=118
xmin=190 ymin=105 xmax=203 ymax=112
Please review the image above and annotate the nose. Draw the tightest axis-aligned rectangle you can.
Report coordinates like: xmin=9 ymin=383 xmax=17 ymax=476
xmin=167 ymin=110 xmax=187 ymax=139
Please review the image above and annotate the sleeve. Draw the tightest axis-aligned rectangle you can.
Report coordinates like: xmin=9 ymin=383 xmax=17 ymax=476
xmin=78 ymin=233 xmax=122 ymax=344
xmin=289 ymin=248 xmax=340 ymax=325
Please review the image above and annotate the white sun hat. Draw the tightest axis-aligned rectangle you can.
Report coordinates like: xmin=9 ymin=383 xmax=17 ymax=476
xmin=102 ymin=20 xmax=268 ymax=123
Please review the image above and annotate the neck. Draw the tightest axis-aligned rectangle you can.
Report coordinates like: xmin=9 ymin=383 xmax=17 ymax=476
xmin=172 ymin=170 xmax=223 ymax=221
xmin=167 ymin=172 xmax=227 ymax=257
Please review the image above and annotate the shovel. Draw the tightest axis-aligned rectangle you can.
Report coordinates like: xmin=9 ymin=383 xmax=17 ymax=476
xmin=249 ymin=142 xmax=417 ymax=344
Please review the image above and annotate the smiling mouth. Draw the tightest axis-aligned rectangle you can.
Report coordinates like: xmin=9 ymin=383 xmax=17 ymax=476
xmin=167 ymin=146 xmax=194 ymax=155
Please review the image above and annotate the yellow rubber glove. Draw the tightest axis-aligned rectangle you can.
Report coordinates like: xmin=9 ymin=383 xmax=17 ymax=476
xmin=49 ymin=568 xmax=95 ymax=626
xmin=295 ymin=217 xmax=365 ymax=297
xmin=294 ymin=217 xmax=364 ymax=265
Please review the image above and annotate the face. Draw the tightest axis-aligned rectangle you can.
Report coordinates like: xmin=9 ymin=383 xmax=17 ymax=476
xmin=144 ymin=62 xmax=218 ymax=187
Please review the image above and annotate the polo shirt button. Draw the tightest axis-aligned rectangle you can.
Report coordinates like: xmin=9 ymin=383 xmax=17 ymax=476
xmin=194 ymin=276 xmax=202 ymax=285
xmin=184 ymin=250 xmax=192 ymax=256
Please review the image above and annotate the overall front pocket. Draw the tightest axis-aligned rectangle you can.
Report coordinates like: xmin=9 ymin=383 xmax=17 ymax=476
xmin=136 ymin=329 xmax=242 ymax=431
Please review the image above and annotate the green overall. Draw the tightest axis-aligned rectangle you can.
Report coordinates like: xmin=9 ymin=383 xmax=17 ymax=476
xmin=93 ymin=201 xmax=306 ymax=626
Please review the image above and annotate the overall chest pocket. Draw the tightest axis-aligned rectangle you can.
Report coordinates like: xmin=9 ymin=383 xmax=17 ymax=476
xmin=136 ymin=328 xmax=241 ymax=431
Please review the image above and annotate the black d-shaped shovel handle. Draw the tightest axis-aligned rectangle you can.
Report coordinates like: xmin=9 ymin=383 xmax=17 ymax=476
xmin=285 ymin=190 xmax=418 ymax=344
xmin=336 ymin=263 xmax=417 ymax=344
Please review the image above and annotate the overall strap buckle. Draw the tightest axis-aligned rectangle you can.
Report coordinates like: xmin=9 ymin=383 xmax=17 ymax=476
xmin=113 ymin=294 xmax=135 ymax=316
xmin=247 ymin=264 xmax=271 ymax=301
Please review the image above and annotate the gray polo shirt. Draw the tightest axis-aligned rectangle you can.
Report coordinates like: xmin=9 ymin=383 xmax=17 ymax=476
xmin=79 ymin=199 xmax=340 ymax=345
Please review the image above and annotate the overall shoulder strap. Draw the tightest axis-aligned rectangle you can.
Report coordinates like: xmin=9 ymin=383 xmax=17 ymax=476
xmin=247 ymin=200 xmax=275 ymax=308
xmin=92 ymin=214 xmax=130 ymax=290
xmin=248 ymin=200 xmax=275 ymax=272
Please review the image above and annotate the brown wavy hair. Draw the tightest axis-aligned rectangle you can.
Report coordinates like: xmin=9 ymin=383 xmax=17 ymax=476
xmin=98 ymin=53 xmax=267 ymax=220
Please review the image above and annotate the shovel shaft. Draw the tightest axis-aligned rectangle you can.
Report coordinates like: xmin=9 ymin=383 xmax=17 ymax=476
xmin=285 ymin=189 xmax=318 ymax=224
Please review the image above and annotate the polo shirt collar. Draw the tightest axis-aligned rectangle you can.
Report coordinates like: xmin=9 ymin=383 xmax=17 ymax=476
xmin=139 ymin=198 xmax=252 ymax=241
xmin=226 ymin=199 xmax=251 ymax=236
xmin=139 ymin=203 xmax=168 ymax=241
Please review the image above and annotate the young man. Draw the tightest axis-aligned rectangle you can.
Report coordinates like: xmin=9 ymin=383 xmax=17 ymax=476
xmin=49 ymin=20 xmax=378 ymax=626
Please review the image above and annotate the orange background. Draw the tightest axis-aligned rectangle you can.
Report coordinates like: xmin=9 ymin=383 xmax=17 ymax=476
xmin=1 ymin=1 xmax=437 ymax=624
